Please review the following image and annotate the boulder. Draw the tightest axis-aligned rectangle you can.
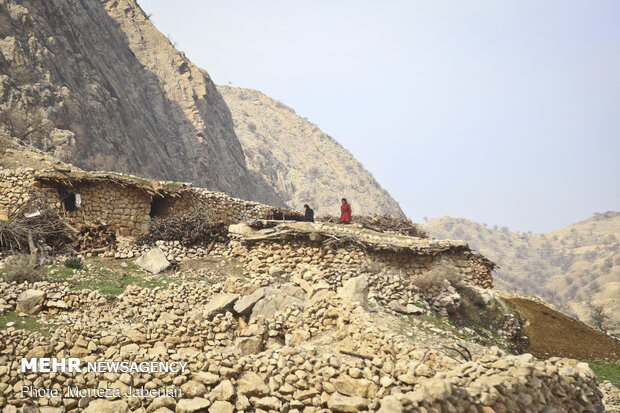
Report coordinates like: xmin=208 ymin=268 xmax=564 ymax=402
xmin=209 ymin=380 xmax=235 ymax=401
xmin=146 ymin=396 xmax=176 ymax=413
xmin=193 ymin=372 xmax=220 ymax=386
xmin=440 ymin=293 xmax=461 ymax=314
xmin=406 ymin=303 xmax=424 ymax=315
xmin=180 ymin=380 xmax=206 ymax=398
xmin=26 ymin=345 xmax=54 ymax=358
xmin=332 ymin=377 xmax=376 ymax=398
xmin=195 ymin=293 xmax=239 ymax=322
xmin=254 ymin=396 xmax=281 ymax=410
xmin=16 ymin=289 xmax=46 ymax=315
xmin=376 ymin=395 xmax=404 ymax=413
xmin=338 ymin=276 xmax=369 ymax=309
xmin=388 ymin=300 xmax=408 ymax=314
xmin=249 ymin=286 xmax=305 ymax=323
xmin=136 ymin=247 xmax=170 ymax=274
xmin=233 ymin=287 xmax=269 ymax=315
xmin=46 ymin=299 xmax=69 ymax=309
xmin=389 ymin=301 xmax=423 ymax=315
xmin=268 ymin=265 xmax=284 ymax=276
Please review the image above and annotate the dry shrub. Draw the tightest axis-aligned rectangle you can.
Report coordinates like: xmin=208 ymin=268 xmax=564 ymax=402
xmin=361 ymin=259 xmax=386 ymax=274
xmin=412 ymin=258 xmax=461 ymax=292
xmin=456 ymin=283 xmax=486 ymax=307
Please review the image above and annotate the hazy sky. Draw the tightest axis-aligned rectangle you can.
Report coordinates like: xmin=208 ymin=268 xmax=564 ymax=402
xmin=140 ymin=0 xmax=620 ymax=233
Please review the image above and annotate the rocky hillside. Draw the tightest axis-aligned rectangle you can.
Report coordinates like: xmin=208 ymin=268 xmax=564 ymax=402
xmin=0 ymin=0 xmax=404 ymax=216
xmin=423 ymin=212 xmax=620 ymax=333
xmin=0 ymin=0 xmax=280 ymax=204
xmin=217 ymin=86 xmax=404 ymax=217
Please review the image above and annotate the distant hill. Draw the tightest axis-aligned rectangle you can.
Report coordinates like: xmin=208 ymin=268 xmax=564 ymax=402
xmin=217 ymin=85 xmax=404 ymax=217
xmin=423 ymin=212 xmax=620 ymax=333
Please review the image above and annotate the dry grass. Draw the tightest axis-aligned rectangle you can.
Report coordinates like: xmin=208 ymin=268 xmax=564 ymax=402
xmin=412 ymin=259 xmax=461 ymax=292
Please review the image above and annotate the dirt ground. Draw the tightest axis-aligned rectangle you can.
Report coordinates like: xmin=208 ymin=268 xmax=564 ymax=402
xmin=1 ymin=148 xmax=62 ymax=170
xmin=508 ymin=297 xmax=620 ymax=362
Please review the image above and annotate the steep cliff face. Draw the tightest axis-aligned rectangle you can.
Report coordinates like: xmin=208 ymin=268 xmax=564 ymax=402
xmin=217 ymin=86 xmax=405 ymax=217
xmin=0 ymin=0 xmax=281 ymax=204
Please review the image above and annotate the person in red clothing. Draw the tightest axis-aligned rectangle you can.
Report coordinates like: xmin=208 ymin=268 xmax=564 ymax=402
xmin=340 ymin=198 xmax=352 ymax=224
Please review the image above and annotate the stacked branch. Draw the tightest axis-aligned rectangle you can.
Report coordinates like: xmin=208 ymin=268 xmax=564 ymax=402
xmin=136 ymin=211 xmax=229 ymax=246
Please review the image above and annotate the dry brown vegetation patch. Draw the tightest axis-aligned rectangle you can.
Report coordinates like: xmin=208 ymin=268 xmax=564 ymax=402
xmin=508 ymin=297 xmax=620 ymax=362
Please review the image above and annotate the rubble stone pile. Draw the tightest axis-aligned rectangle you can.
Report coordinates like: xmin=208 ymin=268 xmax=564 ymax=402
xmin=0 ymin=276 xmax=605 ymax=412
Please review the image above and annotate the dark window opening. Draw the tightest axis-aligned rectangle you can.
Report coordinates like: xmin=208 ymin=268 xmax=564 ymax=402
xmin=57 ymin=187 xmax=76 ymax=212
xmin=150 ymin=197 xmax=172 ymax=218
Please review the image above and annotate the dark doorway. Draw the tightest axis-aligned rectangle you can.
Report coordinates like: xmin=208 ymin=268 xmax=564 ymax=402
xmin=150 ymin=197 xmax=172 ymax=218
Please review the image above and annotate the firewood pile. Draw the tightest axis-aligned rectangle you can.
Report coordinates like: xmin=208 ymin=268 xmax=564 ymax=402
xmin=136 ymin=212 xmax=229 ymax=246
xmin=73 ymin=222 xmax=116 ymax=252
xmin=0 ymin=196 xmax=73 ymax=253
xmin=356 ymin=214 xmax=428 ymax=238
xmin=318 ymin=214 xmax=428 ymax=238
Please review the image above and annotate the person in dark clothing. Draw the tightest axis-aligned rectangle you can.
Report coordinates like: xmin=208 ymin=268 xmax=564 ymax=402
xmin=304 ymin=204 xmax=315 ymax=222
xmin=340 ymin=198 xmax=352 ymax=224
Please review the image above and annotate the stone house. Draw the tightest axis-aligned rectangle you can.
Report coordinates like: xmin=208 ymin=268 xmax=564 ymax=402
xmin=0 ymin=168 xmax=302 ymax=237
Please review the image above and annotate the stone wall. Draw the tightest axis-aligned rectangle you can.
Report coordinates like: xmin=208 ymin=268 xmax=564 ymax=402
xmin=174 ymin=189 xmax=291 ymax=224
xmin=0 ymin=168 xmax=36 ymax=220
xmin=37 ymin=182 xmax=152 ymax=237
xmin=230 ymin=239 xmax=493 ymax=303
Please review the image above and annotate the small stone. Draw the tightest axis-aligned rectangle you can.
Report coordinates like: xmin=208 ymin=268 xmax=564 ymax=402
xmin=175 ymin=398 xmax=210 ymax=413
xmin=208 ymin=401 xmax=233 ymax=413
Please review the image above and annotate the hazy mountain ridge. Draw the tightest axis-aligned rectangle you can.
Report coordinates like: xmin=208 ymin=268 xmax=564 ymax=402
xmin=423 ymin=212 xmax=620 ymax=332
xmin=217 ymin=85 xmax=404 ymax=217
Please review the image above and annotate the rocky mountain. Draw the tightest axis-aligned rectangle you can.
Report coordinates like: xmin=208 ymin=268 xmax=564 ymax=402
xmin=0 ymin=0 xmax=403 ymax=216
xmin=0 ymin=0 xmax=281 ymax=204
xmin=217 ymin=86 xmax=405 ymax=217
xmin=423 ymin=212 xmax=620 ymax=333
